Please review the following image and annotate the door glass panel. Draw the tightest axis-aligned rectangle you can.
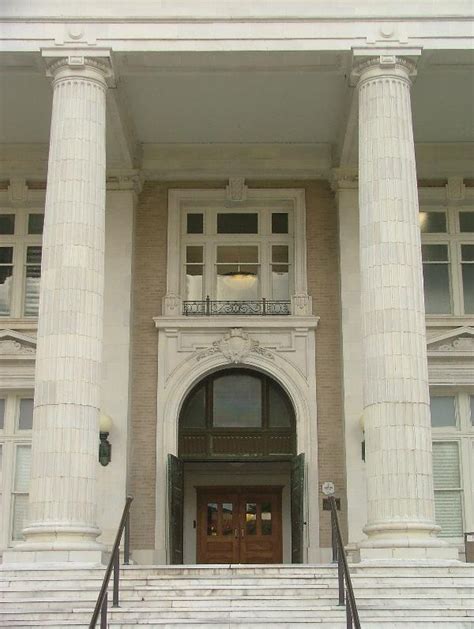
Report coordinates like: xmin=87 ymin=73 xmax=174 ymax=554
xmin=222 ymin=502 xmax=233 ymax=536
xmin=261 ymin=502 xmax=272 ymax=535
xmin=213 ymin=374 xmax=262 ymax=427
xmin=207 ymin=503 xmax=218 ymax=536
xmin=246 ymin=503 xmax=257 ymax=535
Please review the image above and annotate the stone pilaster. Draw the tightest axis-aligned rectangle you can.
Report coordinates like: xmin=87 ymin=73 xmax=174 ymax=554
xmin=7 ymin=56 xmax=111 ymax=562
xmin=355 ymin=56 xmax=455 ymax=559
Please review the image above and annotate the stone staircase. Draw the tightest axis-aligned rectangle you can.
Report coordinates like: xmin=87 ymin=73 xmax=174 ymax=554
xmin=0 ymin=563 xmax=473 ymax=628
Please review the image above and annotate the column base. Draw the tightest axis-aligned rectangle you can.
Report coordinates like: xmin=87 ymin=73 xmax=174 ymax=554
xmin=357 ymin=520 xmax=459 ymax=561
xmin=2 ymin=548 xmax=105 ymax=565
xmin=3 ymin=523 xmax=105 ymax=565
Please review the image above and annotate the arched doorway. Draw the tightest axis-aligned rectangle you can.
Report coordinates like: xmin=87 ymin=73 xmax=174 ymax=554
xmin=169 ymin=368 xmax=304 ymax=564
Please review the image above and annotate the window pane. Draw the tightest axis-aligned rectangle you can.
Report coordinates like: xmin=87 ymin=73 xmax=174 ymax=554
xmin=186 ymin=266 xmax=203 ymax=300
xmin=272 ymin=266 xmax=289 ymax=300
xmin=213 ymin=374 xmax=262 ymax=427
xmin=217 ymin=246 xmax=258 ymax=264
xmin=432 ymin=442 xmax=460 ymax=489
xmin=0 ymin=214 xmax=15 ymax=235
xmin=459 ymin=212 xmax=474 ymax=233
xmin=0 ymin=247 xmax=13 ymax=264
xmin=217 ymin=213 xmax=258 ymax=234
xmin=19 ymin=399 xmax=33 ymax=430
xmin=0 ymin=399 xmax=4 ymax=430
xmin=422 ymin=244 xmax=448 ymax=262
xmin=217 ymin=266 xmax=259 ymax=300
xmin=272 ymin=213 xmax=288 ymax=234
xmin=12 ymin=494 xmax=29 ymax=541
xmin=207 ymin=503 xmax=218 ymax=536
xmin=25 ymin=248 xmax=42 ymax=317
xmin=181 ymin=385 xmax=206 ymax=428
xmin=15 ymin=445 xmax=31 ymax=493
xmin=245 ymin=503 xmax=257 ymax=535
xmin=187 ymin=213 xmax=203 ymax=234
xmin=0 ymin=265 xmax=13 ymax=316
xmin=430 ymin=396 xmax=456 ymax=428
xmin=434 ymin=491 xmax=463 ymax=537
xmin=269 ymin=382 xmax=292 ymax=427
xmin=28 ymin=214 xmax=44 ymax=235
xmin=419 ymin=211 xmax=447 ymax=233
xmin=186 ymin=246 xmax=203 ymax=264
xmin=462 ymin=265 xmax=474 ymax=313
xmin=423 ymin=264 xmax=451 ymax=314
xmin=272 ymin=245 xmax=289 ymax=264
xmin=461 ymin=244 xmax=474 ymax=261
xmin=261 ymin=502 xmax=272 ymax=535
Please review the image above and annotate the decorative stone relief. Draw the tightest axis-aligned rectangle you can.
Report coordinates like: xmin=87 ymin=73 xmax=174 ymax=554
xmin=0 ymin=340 xmax=35 ymax=355
xmin=437 ymin=336 xmax=474 ymax=352
xmin=226 ymin=177 xmax=248 ymax=202
xmin=195 ymin=328 xmax=274 ymax=363
xmin=291 ymin=293 xmax=312 ymax=316
xmin=163 ymin=293 xmax=182 ymax=316
xmin=446 ymin=176 xmax=465 ymax=202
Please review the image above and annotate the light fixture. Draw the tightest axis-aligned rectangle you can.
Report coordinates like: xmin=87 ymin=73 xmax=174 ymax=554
xmin=99 ymin=412 xmax=113 ymax=467
xmin=222 ymin=266 xmax=257 ymax=292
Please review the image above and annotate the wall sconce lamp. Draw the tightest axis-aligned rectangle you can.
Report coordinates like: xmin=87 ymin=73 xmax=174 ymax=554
xmin=99 ymin=413 xmax=113 ymax=466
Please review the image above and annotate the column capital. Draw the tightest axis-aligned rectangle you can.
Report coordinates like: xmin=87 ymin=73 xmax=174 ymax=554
xmin=351 ymin=55 xmax=417 ymax=87
xmin=330 ymin=167 xmax=358 ymax=193
xmin=42 ymin=49 xmax=115 ymax=87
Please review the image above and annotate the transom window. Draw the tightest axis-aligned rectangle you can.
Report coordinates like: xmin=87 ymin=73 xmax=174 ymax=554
xmin=179 ymin=369 xmax=296 ymax=459
xmin=182 ymin=207 xmax=293 ymax=303
xmin=420 ymin=208 xmax=474 ymax=315
xmin=430 ymin=392 xmax=474 ymax=540
xmin=0 ymin=210 xmax=43 ymax=318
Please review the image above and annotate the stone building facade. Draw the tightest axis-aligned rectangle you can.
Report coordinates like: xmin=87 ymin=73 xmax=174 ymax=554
xmin=0 ymin=1 xmax=473 ymax=566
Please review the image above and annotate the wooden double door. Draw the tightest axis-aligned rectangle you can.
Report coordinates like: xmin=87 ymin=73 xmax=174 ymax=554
xmin=197 ymin=486 xmax=282 ymax=564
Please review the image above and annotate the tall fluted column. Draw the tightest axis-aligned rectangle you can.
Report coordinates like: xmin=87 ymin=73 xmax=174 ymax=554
xmin=355 ymin=56 xmax=455 ymax=560
xmin=17 ymin=56 xmax=110 ymax=561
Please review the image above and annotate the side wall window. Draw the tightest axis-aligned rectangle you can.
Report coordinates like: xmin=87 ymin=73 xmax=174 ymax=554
xmin=0 ymin=393 xmax=34 ymax=548
xmin=430 ymin=393 xmax=474 ymax=539
xmin=0 ymin=211 xmax=43 ymax=318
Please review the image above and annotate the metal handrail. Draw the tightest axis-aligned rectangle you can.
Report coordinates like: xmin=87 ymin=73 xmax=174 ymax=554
xmin=328 ymin=495 xmax=361 ymax=629
xmin=89 ymin=496 xmax=133 ymax=629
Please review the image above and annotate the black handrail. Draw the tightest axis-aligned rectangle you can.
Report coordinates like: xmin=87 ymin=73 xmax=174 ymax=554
xmin=329 ymin=495 xmax=361 ymax=629
xmin=89 ymin=496 xmax=133 ymax=629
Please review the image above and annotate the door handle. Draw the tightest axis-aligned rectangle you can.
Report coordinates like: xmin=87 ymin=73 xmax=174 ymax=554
xmin=234 ymin=529 xmax=238 ymax=539
xmin=241 ymin=528 xmax=245 ymax=538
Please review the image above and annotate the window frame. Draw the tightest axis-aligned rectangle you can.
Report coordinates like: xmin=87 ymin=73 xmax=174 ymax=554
xmin=421 ymin=207 xmax=474 ymax=316
xmin=165 ymin=187 xmax=310 ymax=316
xmin=0 ymin=208 xmax=43 ymax=319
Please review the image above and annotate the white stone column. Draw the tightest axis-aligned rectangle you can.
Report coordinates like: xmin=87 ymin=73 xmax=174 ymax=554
xmin=10 ymin=56 xmax=111 ymax=562
xmin=355 ymin=56 xmax=455 ymax=560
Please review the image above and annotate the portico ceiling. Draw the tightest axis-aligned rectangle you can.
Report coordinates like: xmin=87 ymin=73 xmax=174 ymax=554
xmin=0 ymin=49 xmax=473 ymax=174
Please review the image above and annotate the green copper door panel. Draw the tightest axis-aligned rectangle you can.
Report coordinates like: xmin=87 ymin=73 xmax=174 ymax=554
xmin=168 ymin=454 xmax=184 ymax=564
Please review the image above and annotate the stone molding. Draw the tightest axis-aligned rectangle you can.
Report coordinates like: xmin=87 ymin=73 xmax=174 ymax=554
xmin=194 ymin=328 xmax=274 ymax=363
xmin=0 ymin=330 xmax=36 ymax=358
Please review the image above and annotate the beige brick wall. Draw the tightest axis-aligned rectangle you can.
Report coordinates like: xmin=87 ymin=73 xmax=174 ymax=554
xmin=129 ymin=180 xmax=347 ymax=551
